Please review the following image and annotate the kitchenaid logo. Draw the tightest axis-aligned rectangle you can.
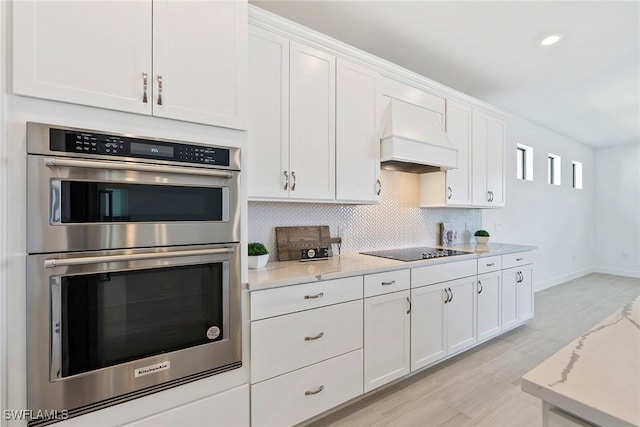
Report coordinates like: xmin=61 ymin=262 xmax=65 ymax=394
xmin=134 ymin=361 xmax=170 ymax=378
xmin=3 ymin=409 xmax=69 ymax=421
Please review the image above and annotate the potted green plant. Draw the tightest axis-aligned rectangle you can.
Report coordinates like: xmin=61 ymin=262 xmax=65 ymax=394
xmin=474 ymin=230 xmax=490 ymax=244
xmin=248 ymin=242 xmax=269 ymax=269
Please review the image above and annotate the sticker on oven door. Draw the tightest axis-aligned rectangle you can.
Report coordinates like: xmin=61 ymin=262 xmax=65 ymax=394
xmin=206 ymin=326 xmax=221 ymax=340
xmin=134 ymin=361 xmax=170 ymax=378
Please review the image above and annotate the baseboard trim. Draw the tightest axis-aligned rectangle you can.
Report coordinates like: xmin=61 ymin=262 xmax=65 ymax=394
xmin=534 ymin=268 xmax=595 ymax=293
xmin=593 ymin=267 xmax=640 ymax=279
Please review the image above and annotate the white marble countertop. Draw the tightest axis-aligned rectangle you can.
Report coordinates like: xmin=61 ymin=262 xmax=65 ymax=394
xmin=247 ymin=242 xmax=535 ymax=291
xmin=522 ymin=295 xmax=640 ymax=427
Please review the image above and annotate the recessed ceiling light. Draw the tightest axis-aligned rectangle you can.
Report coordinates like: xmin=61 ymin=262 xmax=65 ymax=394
xmin=541 ymin=34 xmax=562 ymax=46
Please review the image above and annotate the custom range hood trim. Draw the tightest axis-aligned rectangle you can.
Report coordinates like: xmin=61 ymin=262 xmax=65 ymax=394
xmin=380 ymin=98 xmax=458 ymax=173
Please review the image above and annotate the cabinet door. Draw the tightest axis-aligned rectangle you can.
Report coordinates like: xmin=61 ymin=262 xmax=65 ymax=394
xmin=247 ymin=26 xmax=290 ymax=199
xmin=446 ymin=277 xmax=477 ymax=355
xmin=364 ymin=290 xmax=411 ymax=392
xmin=336 ymin=59 xmax=380 ymax=203
xmin=517 ymin=267 xmax=534 ymax=322
xmin=289 ymin=41 xmax=336 ymax=200
xmin=410 ymin=283 xmax=447 ymax=371
xmin=13 ymin=1 xmax=152 ymax=114
xmin=477 ymin=272 xmax=501 ymax=342
xmin=487 ymin=117 xmax=505 ymax=206
xmin=125 ymin=384 xmax=249 ymax=426
xmin=445 ymin=99 xmax=472 ymax=205
xmin=152 ymin=0 xmax=247 ymax=129
xmin=501 ymin=267 xmax=519 ymax=330
xmin=472 ymin=110 xmax=490 ymax=206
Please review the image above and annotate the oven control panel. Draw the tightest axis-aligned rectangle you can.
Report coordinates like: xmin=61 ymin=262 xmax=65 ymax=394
xmin=49 ymin=128 xmax=231 ymax=167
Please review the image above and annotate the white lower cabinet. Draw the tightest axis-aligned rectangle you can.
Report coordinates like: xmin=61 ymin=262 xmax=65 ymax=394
xmin=411 ymin=277 xmax=477 ymax=371
xmin=477 ymin=271 xmax=502 ymax=342
xmin=364 ymin=290 xmax=411 ymax=392
xmin=251 ymin=350 xmax=363 ymax=427
xmin=251 ymin=300 xmax=363 ymax=383
xmin=502 ymin=265 xmax=534 ymax=330
xmin=125 ymin=384 xmax=249 ymax=427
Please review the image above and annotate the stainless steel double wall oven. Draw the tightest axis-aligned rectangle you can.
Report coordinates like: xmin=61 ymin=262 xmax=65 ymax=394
xmin=26 ymin=123 xmax=242 ymax=423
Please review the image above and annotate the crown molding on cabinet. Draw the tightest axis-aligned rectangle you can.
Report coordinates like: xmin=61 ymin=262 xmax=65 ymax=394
xmin=248 ymin=5 xmax=509 ymax=119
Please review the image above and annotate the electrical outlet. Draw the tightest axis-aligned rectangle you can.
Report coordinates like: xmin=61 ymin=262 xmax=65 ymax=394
xmin=494 ymin=222 xmax=502 ymax=232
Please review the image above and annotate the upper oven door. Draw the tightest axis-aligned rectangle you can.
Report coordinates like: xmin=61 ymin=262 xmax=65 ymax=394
xmin=27 ymin=155 xmax=240 ymax=253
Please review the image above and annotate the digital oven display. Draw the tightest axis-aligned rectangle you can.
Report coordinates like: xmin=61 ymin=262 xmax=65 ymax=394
xmin=130 ymin=142 xmax=174 ymax=158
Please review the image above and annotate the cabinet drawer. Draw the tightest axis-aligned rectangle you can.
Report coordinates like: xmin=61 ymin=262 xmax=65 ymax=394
xmin=411 ymin=259 xmax=477 ymax=287
xmin=252 ymin=349 xmax=363 ymax=427
xmin=478 ymin=256 xmax=502 ymax=274
xmin=250 ymin=276 xmax=363 ymax=320
xmin=251 ymin=300 xmax=363 ymax=383
xmin=502 ymin=252 xmax=533 ymax=269
xmin=364 ymin=269 xmax=410 ymax=297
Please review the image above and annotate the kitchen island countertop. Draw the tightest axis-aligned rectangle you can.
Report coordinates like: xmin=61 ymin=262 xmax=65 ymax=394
xmin=248 ymin=242 xmax=535 ymax=291
xmin=522 ymin=295 xmax=640 ymax=427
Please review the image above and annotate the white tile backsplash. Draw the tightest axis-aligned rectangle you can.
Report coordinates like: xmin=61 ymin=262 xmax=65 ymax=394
xmin=248 ymin=170 xmax=481 ymax=260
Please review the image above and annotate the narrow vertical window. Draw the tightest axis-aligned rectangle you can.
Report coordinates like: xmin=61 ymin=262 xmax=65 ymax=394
xmin=548 ymin=153 xmax=561 ymax=185
xmin=517 ymin=144 xmax=533 ymax=181
xmin=572 ymin=161 xmax=583 ymax=189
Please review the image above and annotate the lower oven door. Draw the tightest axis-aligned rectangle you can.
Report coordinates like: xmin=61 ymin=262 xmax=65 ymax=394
xmin=26 ymin=244 xmax=241 ymax=418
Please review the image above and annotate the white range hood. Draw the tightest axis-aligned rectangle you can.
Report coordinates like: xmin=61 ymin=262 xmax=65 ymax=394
xmin=380 ymin=98 xmax=458 ymax=173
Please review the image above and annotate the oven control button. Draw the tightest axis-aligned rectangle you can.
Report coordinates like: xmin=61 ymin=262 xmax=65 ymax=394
xmin=206 ymin=326 xmax=221 ymax=340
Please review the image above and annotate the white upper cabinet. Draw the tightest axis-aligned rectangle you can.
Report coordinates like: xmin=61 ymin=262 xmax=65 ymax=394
xmin=152 ymin=0 xmax=247 ymax=128
xmin=419 ymin=98 xmax=472 ymax=207
xmin=472 ymin=110 xmax=505 ymax=207
xmin=247 ymin=26 xmax=289 ymax=199
xmin=248 ymin=24 xmax=382 ymax=203
xmin=289 ymin=41 xmax=336 ymax=201
xmin=13 ymin=1 xmax=152 ymax=115
xmin=336 ymin=59 xmax=381 ymax=203
xmin=13 ymin=0 xmax=247 ymax=129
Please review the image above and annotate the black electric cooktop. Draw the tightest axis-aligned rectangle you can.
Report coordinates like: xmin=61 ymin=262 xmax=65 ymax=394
xmin=360 ymin=247 xmax=471 ymax=262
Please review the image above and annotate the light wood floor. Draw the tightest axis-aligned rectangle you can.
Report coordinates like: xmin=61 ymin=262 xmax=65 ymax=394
xmin=306 ymin=273 xmax=640 ymax=427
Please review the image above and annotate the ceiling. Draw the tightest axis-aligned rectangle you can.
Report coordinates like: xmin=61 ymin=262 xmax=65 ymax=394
xmin=250 ymin=1 xmax=640 ymax=148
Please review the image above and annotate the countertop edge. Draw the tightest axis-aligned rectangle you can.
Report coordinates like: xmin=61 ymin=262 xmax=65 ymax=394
xmin=521 ymin=377 xmax=636 ymax=427
xmin=247 ymin=243 xmax=536 ymax=291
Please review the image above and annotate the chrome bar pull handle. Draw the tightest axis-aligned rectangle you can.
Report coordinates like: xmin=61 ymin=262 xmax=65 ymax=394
xmin=304 ymin=332 xmax=324 ymax=341
xmin=305 ymin=385 xmax=324 ymax=396
xmin=44 ymin=247 xmax=234 ymax=268
xmin=478 ymin=281 xmax=483 ymax=294
xmin=304 ymin=292 xmax=323 ymax=300
xmin=516 ymin=257 xmax=523 ymax=262
xmin=406 ymin=297 xmax=412 ymax=314
xmin=447 ymin=186 xmax=452 ymax=200
xmin=291 ymin=171 xmax=296 ymax=191
xmin=486 ymin=263 xmax=494 ymax=267
xmin=157 ymin=75 xmax=163 ymax=105
xmin=142 ymin=72 xmax=148 ymax=103
xmin=283 ymin=171 xmax=289 ymax=190
xmin=448 ymin=287 xmax=454 ymax=303
xmin=381 ymin=280 xmax=395 ymax=286
xmin=377 ymin=179 xmax=382 ymax=196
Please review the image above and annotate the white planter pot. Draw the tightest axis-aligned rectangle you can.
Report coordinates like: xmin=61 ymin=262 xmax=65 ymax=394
xmin=475 ymin=236 xmax=489 ymax=244
xmin=248 ymin=254 xmax=269 ymax=269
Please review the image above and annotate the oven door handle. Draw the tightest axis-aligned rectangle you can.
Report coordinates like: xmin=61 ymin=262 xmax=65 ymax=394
xmin=44 ymin=247 xmax=235 ymax=268
xmin=44 ymin=157 xmax=234 ymax=179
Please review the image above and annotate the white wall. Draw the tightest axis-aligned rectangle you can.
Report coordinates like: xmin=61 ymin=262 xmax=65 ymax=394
xmin=594 ymin=143 xmax=640 ymax=277
xmin=483 ymin=116 xmax=595 ymax=291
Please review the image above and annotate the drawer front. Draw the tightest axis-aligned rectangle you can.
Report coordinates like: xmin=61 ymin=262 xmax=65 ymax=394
xmin=477 ymin=255 xmax=502 ymax=274
xmin=251 ymin=276 xmax=363 ymax=320
xmin=502 ymin=251 xmax=533 ymax=269
xmin=252 ymin=349 xmax=363 ymax=427
xmin=251 ymin=300 xmax=363 ymax=383
xmin=411 ymin=259 xmax=477 ymax=287
xmin=364 ymin=269 xmax=410 ymax=297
